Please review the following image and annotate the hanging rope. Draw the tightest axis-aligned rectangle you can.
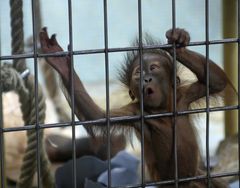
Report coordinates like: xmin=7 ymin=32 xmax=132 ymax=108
xmin=1 ymin=64 xmax=54 ymax=188
xmin=18 ymin=75 xmax=54 ymax=188
xmin=9 ymin=0 xmax=54 ymax=187
xmin=10 ymin=0 xmax=27 ymax=73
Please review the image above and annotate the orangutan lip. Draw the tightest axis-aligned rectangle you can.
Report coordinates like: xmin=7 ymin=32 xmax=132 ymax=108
xmin=146 ymin=87 xmax=154 ymax=96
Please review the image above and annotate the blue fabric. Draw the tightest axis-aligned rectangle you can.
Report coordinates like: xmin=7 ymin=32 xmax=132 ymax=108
xmin=84 ymin=179 xmax=105 ymax=188
xmin=111 ymin=150 xmax=139 ymax=170
xmin=55 ymin=156 xmax=107 ymax=188
xmin=55 ymin=150 xmax=140 ymax=188
xmin=229 ymin=181 xmax=239 ymax=188
xmin=98 ymin=151 xmax=139 ymax=186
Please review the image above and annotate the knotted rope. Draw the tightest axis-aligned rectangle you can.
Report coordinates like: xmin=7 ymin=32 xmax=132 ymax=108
xmin=9 ymin=0 xmax=54 ymax=186
xmin=1 ymin=64 xmax=54 ymax=188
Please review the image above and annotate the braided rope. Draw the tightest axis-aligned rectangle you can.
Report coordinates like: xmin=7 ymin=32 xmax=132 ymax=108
xmin=23 ymin=76 xmax=54 ymax=188
xmin=10 ymin=0 xmax=27 ymax=73
xmin=1 ymin=64 xmax=54 ymax=188
xmin=17 ymin=75 xmax=50 ymax=188
xmin=9 ymin=0 xmax=54 ymax=186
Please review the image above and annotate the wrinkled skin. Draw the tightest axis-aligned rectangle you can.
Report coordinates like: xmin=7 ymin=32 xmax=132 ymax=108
xmin=39 ymin=27 xmax=228 ymax=187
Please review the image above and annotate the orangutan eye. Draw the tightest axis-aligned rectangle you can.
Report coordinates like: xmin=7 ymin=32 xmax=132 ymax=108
xmin=150 ymin=64 xmax=160 ymax=71
xmin=135 ymin=67 xmax=140 ymax=74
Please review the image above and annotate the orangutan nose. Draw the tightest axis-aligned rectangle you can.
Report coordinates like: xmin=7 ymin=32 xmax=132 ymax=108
xmin=144 ymin=75 xmax=152 ymax=83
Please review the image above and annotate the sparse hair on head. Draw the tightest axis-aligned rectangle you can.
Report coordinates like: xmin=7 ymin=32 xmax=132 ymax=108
xmin=118 ymin=33 xmax=173 ymax=88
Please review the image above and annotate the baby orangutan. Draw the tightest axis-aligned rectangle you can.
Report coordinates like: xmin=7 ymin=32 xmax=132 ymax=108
xmin=40 ymin=28 xmax=228 ymax=187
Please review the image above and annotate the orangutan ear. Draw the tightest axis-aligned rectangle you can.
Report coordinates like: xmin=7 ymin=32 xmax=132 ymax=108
xmin=129 ymin=90 xmax=135 ymax=101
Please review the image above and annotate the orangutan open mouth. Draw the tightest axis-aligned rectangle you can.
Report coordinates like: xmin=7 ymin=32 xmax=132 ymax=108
xmin=146 ymin=87 xmax=154 ymax=96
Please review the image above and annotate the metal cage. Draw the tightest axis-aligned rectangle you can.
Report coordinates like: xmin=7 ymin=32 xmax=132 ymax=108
xmin=0 ymin=0 xmax=239 ymax=188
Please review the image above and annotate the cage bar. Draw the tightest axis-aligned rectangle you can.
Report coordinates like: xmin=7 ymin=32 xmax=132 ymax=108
xmin=102 ymin=0 xmax=112 ymax=187
xmin=0 ymin=56 xmax=5 ymax=188
xmin=238 ymin=0 xmax=240 ymax=187
xmin=171 ymin=0 xmax=179 ymax=187
xmin=204 ymin=0 xmax=211 ymax=187
xmin=66 ymin=0 xmax=77 ymax=187
xmin=137 ymin=0 xmax=146 ymax=187
xmin=30 ymin=0 xmax=42 ymax=187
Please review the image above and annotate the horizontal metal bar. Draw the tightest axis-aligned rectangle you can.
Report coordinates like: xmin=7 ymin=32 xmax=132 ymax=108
xmin=111 ymin=171 xmax=239 ymax=188
xmin=3 ymin=125 xmax=36 ymax=132
xmin=0 ymin=38 xmax=239 ymax=61
xmin=2 ymin=104 xmax=239 ymax=133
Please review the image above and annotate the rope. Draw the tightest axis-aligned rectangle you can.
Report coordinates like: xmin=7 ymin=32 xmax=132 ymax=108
xmin=9 ymin=0 xmax=54 ymax=186
xmin=18 ymin=75 xmax=54 ymax=188
xmin=1 ymin=64 xmax=54 ymax=188
xmin=10 ymin=0 xmax=27 ymax=73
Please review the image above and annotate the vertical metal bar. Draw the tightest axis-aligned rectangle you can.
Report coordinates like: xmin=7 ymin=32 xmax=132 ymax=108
xmin=0 ymin=104 xmax=3 ymax=188
xmin=35 ymin=0 xmax=42 ymax=35
xmin=103 ymin=0 xmax=111 ymax=187
xmin=223 ymin=0 xmax=238 ymax=137
xmin=0 ymin=50 xmax=5 ymax=188
xmin=171 ymin=0 xmax=178 ymax=187
xmin=137 ymin=0 xmax=145 ymax=187
xmin=0 ymin=26 xmax=5 ymax=188
xmin=205 ymin=0 xmax=210 ymax=187
xmin=237 ymin=0 xmax=240 ymax=186
xmin=67 ymin=0 xmax=77 ymax=187
xmin=31 ymin=0 xmax=41 ymax=187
